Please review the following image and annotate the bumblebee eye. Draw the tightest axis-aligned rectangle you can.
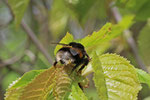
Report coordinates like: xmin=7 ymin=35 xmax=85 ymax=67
xmin=69 ymin=42 xmax=84 ymax=50
xmin=70 ymin=48 xmax=78 ymax=56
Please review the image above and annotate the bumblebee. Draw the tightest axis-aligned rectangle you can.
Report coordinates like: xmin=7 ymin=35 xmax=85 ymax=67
xmin=53 ymin=42 xmax=90 ymax=73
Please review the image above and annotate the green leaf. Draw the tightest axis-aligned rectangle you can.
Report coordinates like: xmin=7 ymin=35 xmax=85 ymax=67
xmin=64 ymin=0 xmax=97 ymax=22
xmin=53 ymin=66 xmax=72 ymax=100
xmin=135 ymin=0 xmax=150 ymax=21
xmin=79 ymin=23 xmax=112 ymax=55
xmin=118 ymin=14 xmax=135 ymax=30
xmin=111 ymin=14 xmax=134 ymax=40
xmin=0 ymin=23 xmax=27 ymax=59
xmin=68 ymin=83 xmax=88 ymax=100
xmin=19 ymin=64 xmax=74 ymax=100
xmin=49 ymin=0 xmax=69 ymax=38
xmin=10 ymin=70 xmax=45 ymax=89
xmin=2 ymin=72 xmax=20 ymax=90
xmin=8 ymin=0 xmax=30 ymax=27
xmin=115 ymin=0 xmax=148 ymax=12
xmin=92 ymin=52 xmax=108 ymax=100
xmin=54 ymin=32 xmax=74 ymax=55
xmin=80 ymin=23 xmax=112 ymax=48
xmin=138 ymin=20 xmax=150 ymax=66
xmin=5 ymin=70 xmax=44 ymax=100
xmin=136 ymin=68 xmax=150 ymax=88
xmin=93 ymin=53 xmax=142 ymax=100
xmin=19 ymin=67 xmax=55 ymax=100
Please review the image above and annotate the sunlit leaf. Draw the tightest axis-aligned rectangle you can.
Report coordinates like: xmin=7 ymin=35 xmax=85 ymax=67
xmin=92 ymin=52 xmax=108 ymax=100
xmin=93 ymin=53 xmax=142 ymax=100
xmin=118 ymin=14 xmax=135 ymax=29
xmin=111 ymin=14 xmax=134 ymax=39
xmin=19 ymin=64 xmax=75 ymax=100
xmin=68 ymin=83 xmax=88 ymax=100
xmin=79 ymin=23 xmax=112 ymax=55
xmin=80 ymin=23 xmax=112 ymax=48
xmin=5 ymin=70 xmax=44 ymax=100
xmin=19 ymin=67 xmax=55 ymax=100
xmin=53 ymin=66 xmax=72 ymax=100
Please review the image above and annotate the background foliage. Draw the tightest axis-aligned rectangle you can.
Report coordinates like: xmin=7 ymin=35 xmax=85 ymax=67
xmin=0 ymin=0 xmax=150 ymax=100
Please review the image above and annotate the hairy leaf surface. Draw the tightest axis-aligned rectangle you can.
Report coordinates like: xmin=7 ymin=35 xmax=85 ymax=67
xmin=68 ymin=83 xmax=88 ymax=100
xmin=92 ymin=52 xmax=108 ymax=100
xmin=19 ymin=64 xmax=74 ymax=100
xmin=53 ymin=66 xmax=72 ymax=100
xmin=80 ymin=23 xmax=112 ymax=49
xmin=93 ymin=53 xmax=142 ymax=100
xmin=19 ymin=67 xmax=55 ymax=100
xmin=5 ymin=70 xmax=44 ymax=100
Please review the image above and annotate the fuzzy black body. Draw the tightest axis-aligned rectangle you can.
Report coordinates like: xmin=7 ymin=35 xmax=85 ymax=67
xmin=54 ymin=42 xmax=90 ymax=72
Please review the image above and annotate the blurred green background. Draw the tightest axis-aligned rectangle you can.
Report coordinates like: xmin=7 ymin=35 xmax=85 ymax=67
xmin=0 ymin=0 xmax=150 ymax=100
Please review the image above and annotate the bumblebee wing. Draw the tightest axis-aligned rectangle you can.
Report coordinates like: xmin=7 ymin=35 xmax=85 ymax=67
xmin=70 ymin=48 xmax=78 ymax=56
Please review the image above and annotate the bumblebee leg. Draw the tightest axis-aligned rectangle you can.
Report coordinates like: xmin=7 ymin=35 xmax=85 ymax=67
xmin=53 ymin=61 xmax=57 ymax=66
xmin=78 ymin=58 xmax=89 ymax=73
xmin=71 ymin=63 xmax=81 ymax=73
xmin=78 ymin=83 xmax=83 ymax=90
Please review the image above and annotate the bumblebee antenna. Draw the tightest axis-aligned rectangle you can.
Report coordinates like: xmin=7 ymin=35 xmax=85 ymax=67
xmin=51 ymin=42 xmax=69 ymax=46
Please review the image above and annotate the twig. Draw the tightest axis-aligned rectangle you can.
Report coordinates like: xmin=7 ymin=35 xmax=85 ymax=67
xmin=0 ymin=56 xmax=25 ymax=74
xmin=111 ymin=6 xmax=148 ymax=72
xmin=21 ymin=20 xmax=53 ymax=64
xmin=3 ymin=0 xmax=53 ymax=65
xmin=0 ymin=56 xmax=21 ymax=68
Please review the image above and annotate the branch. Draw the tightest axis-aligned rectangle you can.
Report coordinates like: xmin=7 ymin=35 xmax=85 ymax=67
xmin=111 ymin=6 xmax=148 ymax=72
xmin=0 ymin=56 xmax=21 ymax=68
xmin=21 ymin=20 xmax=53 ymax=64
xmin=0 ymin=56 xmax=25 ymax=74
xmin=3 ymin=0 xmax=53 ymax=65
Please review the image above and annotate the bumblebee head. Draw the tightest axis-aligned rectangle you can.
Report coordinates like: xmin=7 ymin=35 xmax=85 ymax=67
xmin=69 ymin=42 xmax=85 ymax=51
xmin=52 ymin=42 xmax=85 ymax=51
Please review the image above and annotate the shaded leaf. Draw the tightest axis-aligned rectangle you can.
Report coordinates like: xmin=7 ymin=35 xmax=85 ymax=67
xmin=8 ymin=0 xmax=30 ymax=26
xmin=135 ymin=0 xmax=150 ymax=21
xmin=136 ymin=68 xmax=150 ymax=88
xmin=2 ymin=72 xmax=20 ymax=90
xmin=0 ymin=23 xmax=27 ymax=59
xmin=64 ymin=0 xmax=97 ymax=22
xmin=138 ymin=20 xmax=150 ymax=66
xmin=49 ymin=0 xmax=69 ymax=38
